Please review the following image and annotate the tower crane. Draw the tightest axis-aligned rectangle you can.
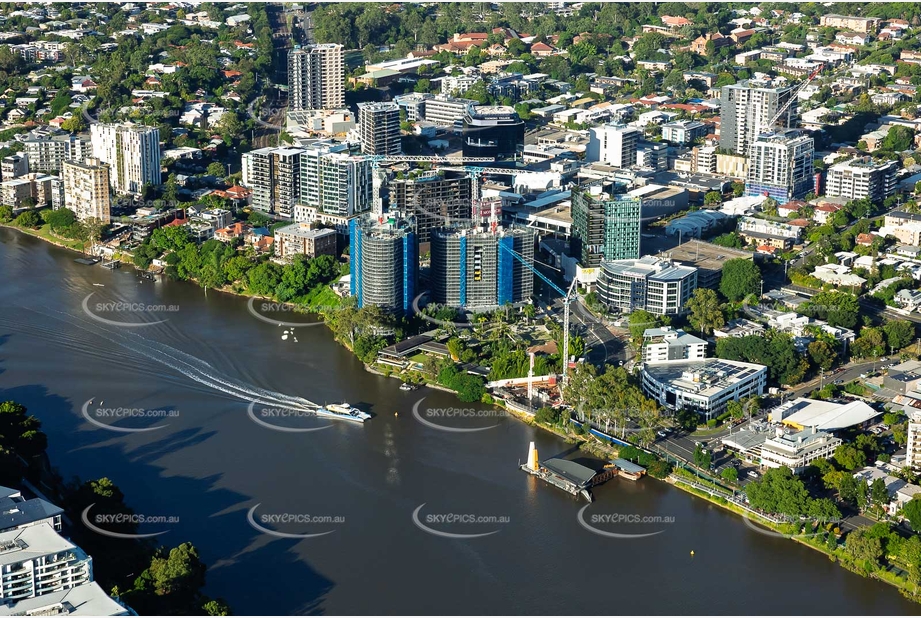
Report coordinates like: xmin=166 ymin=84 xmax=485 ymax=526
xmin=363 ymin=156 xmax=494 ymax=216
xmin=497 ymin=243 xmax=580 ymax=387
xmin=436 ymin=165 xmax=562 ymax=200
xmin=767 ymin=65 xmax=824 ymax=129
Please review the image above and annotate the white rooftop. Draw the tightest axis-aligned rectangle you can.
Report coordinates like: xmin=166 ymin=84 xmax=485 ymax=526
xmin=775 ymin=397 xmax=880 ymax=431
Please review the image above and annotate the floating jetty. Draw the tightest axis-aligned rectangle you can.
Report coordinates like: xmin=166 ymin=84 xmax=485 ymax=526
xmin=519 ymin=444 xmax=646 ymax=501
xmin=519 ymin=442 xmax=599 ymax=502
xmin=74 ymin=257 xmax=101 ymax=266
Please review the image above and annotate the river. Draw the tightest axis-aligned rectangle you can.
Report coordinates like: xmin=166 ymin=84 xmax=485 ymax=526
xmin=0 ymin=227 xmax=917 ymax=615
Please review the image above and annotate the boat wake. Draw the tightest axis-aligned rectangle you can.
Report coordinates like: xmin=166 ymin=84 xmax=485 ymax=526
xmin=1 ymin=307 xmax=320 ymax=414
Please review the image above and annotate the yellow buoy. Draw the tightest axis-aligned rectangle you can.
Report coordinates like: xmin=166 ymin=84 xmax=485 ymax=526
xmin=690 ymin=550 xmax=695 ymax=556
xmin=394 ymin=412 xmax=399 ymax=417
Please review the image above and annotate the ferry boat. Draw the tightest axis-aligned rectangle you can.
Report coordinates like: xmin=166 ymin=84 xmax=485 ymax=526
xmin=317 ymin=402 xmax=371 ymax=423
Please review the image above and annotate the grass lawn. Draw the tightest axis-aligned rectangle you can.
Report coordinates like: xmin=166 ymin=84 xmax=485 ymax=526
xmin=303 ymin=284 xmax=341 ymax=312
xmin=14 ymin=224 xmax=88 ymax=253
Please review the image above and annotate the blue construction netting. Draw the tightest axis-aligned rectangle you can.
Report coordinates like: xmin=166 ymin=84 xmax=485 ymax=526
xmin=459 ymin=236 xmax=467 ymax=307
xmin=349 ymin=219 xmax=362 ymax=307
xmin=403 ymin=233 xmax=416 ymax=314
xmin=497 ymin=236 xmax=513 ymax=305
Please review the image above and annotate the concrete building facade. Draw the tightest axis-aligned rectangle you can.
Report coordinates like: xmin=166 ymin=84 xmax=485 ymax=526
xmin=720 ymin=80 xmax=797 ymax=155
xmin=349 ymin=214 xmax=417 ymax=314
xmin=62 ymin=157 xmax=110 ymax=223
xmin=89 ymin=123 xmax=160 ymax=195
xmin=358 ymin=102 xmax=401 ymax=156
xmin=430 ymin=225 xmax=534 ymax=311
xmin=288 ymin=44 xmax=345 ymax=111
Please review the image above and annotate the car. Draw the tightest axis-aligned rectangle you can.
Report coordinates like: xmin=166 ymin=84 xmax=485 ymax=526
xmin=748 ymin=470 xmax=760 ymax=479
xmin=657 ymin=430 xmax=668 ymax=438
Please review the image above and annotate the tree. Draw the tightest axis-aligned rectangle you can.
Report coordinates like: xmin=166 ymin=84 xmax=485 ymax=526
xmin=693 ymin=443 xmax=711 ymax=469
xmin=42 ymin=207 xmax=76 ymax=232
xmin=13 ymin=210 xmax=41 ymax=228
xmin=904 ymin=497 xmax=921 ymax=531
xmin=834 ymin=443 xmax=867 ymax=472
xmin=146 ymin=542 xmax=206 ymax=597
xmin=0 ymin=205 xmax=11 ymax=222
xmin=882 ymin=124 xmax=914 ymax=152
xmin=206 ymin=162 xmax=225 ymax=179
xmin=721 ymin=466 xmax=739 ymax=482
xmin=628 ymin=309 xmax=663 ymax=345
xmin=883 ymin=319 xmax=915 ymax=351
xmin=844 ymin=528 xmax=883 ymax=571
xmin=202 ymin=598 xmax=232 ymax=616
xmin=870 ymin=477 xmax=890 ymax=517
xmin=801 ymin=291 xmax=860 ymax=329
xmin=686 ymin=288 xmax=725 ymax=336
xmin=745 ymin=466 xmax=811 ymax=518
xmin=807 ymin=339 xmax=837 ymax=372
xmin=704 ymin=191 xmax=722 ymax=206
xmin=719 ymin=259 xmax=761 ymax=302
xmin=852 ymin=327 xmax=886 ymax=359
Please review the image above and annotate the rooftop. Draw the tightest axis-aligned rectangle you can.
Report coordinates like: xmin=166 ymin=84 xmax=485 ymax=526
xmin=774 ymin=397 xmax=881 ymax=431
xmin=643 ymin=358 xmax=767 ymax=397
xmin=0 ymin=581 xmax=131 ymax=616
xmin=657 ymin=240 xmax=752 ymax=272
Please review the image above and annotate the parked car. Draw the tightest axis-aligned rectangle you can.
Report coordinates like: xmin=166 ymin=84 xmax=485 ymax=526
xmin=748 ymin=470 xmax=760 ymax=479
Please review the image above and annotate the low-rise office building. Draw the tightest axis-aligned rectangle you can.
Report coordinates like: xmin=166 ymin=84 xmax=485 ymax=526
xmin=641 ymin=327 xmax=707 ymax=363
xmin=760 ymin=429 xmax=842 ymax=473
xmin=596 ymin=256 xmax=697 ymax=315
xmin=641 ymin=358 xmax=767 ymax=419
xmin=274 ymin=223 xmax=337 ymax=259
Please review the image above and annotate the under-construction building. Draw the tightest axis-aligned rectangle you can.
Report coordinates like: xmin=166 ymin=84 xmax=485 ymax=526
xmin=349 ymin=214 xmax=417 ymax=314
xmin=430 ymin=224 xmax=534 ymax=311
xmin=389 ymin=171 xmax=473 ymax=244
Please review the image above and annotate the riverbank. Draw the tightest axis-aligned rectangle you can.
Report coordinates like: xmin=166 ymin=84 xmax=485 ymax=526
xmin=9 ymin=220 xmax=919 ymax=604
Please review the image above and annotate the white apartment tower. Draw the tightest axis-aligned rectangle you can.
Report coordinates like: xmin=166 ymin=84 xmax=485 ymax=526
xmin=288 ymin=44 xmax=345 ymax=111
xmin=89 ymin=124 xmax=160 ymax=195
xmin=586 ymin=124 xmax=640 ymax=167
xmin=357 ymin=102 xmax=401 ymax=156
xmin=245 ymin=147 xmax=303 ymax=218
xmin=62 ymin=157 xmax=110 ymax=223
xmin=826 ymin=157 xmax=897 ymax=202
xmin=0 ymin=523 xmax=92 ymax=603
xmin=745 ymin=130 xmax=814 ymax=205
xmin=720 ymin=80 xmax=797 ymax=155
